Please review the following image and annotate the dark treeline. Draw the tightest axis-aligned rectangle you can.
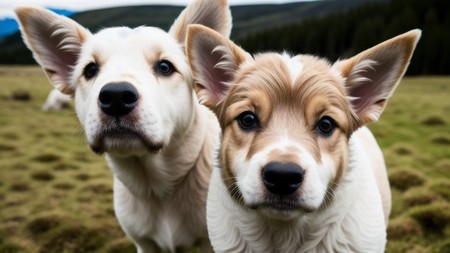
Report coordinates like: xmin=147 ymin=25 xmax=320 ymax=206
xmin=236 ymin=0 xmax=450 ymax=75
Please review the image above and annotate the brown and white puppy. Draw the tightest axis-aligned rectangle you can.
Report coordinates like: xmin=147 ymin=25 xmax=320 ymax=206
xmin=186 ymin=25 xmax=420 ymax=252
xmin=15 ymin=1 xmax=231 ymax=252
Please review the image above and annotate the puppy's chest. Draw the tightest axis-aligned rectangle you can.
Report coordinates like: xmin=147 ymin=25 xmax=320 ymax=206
xmin=221 ymin=212 xmax=370 ymax=253
xmin=115 ymin=177 xmax=206 ymax=250
xmin=150 ymin=202 xmax=200 ymax=249
xmin=134 ymin=195 xmax=205 ymax=250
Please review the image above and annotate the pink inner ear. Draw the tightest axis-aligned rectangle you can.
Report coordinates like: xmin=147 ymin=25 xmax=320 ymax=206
xmin=204 ymin=69 xmax=229 ymax=102
xmin=196 ymin=43 xmax=235 ymax=104
xmin=347 ymin=56 xmax=400 ymax=119
xmin=23 ymin=14 xmax=82 ymax=91
xmin=41 ymin=29 xmax=79 ymax=83
xmin=47 ymin=42 xmax=78 ymax=84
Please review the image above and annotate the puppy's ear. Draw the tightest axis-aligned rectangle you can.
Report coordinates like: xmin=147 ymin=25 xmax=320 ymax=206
xmin=15 ymin=6 xmax=90 ymax=95
xmin=169 ymin=0 xmax=232 ymax=43
xmin=334 ymin=29 xmax=421 ymax=126
xmin=186 ymin=24 xmax=250 ymax=109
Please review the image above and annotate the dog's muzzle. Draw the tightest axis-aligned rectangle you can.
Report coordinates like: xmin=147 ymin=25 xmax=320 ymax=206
xmin=99 ymin=82 xmax=139 ymax=118
xmin=250 ymin=162 xmax=308 ymax=217
xmin=90 ymin=81 xmax=163 ymax=155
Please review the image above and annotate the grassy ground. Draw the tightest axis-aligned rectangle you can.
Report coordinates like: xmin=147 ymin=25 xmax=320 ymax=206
xmin=0 ymin=66 xmax=449 ymax=253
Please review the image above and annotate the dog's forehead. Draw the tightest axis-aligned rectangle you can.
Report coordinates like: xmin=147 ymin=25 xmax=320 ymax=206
xmin=222 ymin=53 xmax=351 ymax=130
xmin=85 ymin=26 xmax=181 ymax=53
xmin=248 ymin=53 xmax=339 ymax=83
xmin=231 ymin=53 xmax=346 ymax=106
xmin=94 ymin=26 xmax=169 ymax=39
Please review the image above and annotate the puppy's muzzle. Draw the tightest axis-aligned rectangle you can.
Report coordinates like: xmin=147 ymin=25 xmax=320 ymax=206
xmin=99 ymin=82 xmax=139 ymax=117
xmin=262 ymin=162 xmax=304 ymax=195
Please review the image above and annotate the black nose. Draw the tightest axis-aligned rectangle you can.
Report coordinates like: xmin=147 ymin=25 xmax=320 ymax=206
xmin=262 ymin=162 xmax=304 ymax=195
xmin=98 ymin=82 xmax=139 ymax=117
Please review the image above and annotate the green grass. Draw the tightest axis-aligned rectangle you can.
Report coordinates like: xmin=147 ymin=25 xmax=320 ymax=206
xmin=0 ymin=67 xmax=449 ymax=252
xmin=368 ymin=77 xmax=450 ymax=253
xmin=0 ymin=66 xmax=130 ymax=253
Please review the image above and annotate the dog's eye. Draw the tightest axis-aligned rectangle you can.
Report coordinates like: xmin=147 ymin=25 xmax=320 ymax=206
xmin=156 ymin=60 xmax=174 ymax=76
xmin=237 ymin=111 xmax=259 ymax=131
xmin=83 ymin=62 xmax=99 ymax=80
xmin=316 ymin=116 xmax=336 ymax=137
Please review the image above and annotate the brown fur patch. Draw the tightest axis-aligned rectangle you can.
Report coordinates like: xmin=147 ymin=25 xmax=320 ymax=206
xmin=170 ymin=0 xmax=231 ymax=43
xmin=267 ymin=148 xmax=302 ymax=164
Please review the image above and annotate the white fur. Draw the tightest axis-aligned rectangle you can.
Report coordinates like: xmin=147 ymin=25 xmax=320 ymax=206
xmin=232 ymin=137 xmax=333 ymax=220
xmin=207 ymin=128 xmax=387 ymax=253
xmin=72 ymin=27 xmax=194 ymax=158
xmin=282 ymin=53 xmax=303 ymax=85
xmin=16 ymin=2 xmax=231 ymax=252
xmin=73 ymin=26 xmax=221 ymax=252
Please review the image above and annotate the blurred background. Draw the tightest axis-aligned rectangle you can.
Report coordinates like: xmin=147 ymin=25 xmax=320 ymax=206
xmin=1 ymin=0 xmax=450 ymax=74
xmin=0 ymin=0 xmax=449 ymax=252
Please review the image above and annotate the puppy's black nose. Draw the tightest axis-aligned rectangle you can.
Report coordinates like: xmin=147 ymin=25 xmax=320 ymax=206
xmin=262 ymin=162 xmax=304 ymax=195
xmin=99 ymin=82 xmax=139 ymax=117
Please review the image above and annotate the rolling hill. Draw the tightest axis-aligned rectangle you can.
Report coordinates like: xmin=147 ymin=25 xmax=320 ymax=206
xmin=0 ymin=0 xmax=386 ymax=64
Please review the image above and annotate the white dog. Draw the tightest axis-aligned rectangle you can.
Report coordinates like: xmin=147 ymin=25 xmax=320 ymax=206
xmin=186 ymin=25 xmax=420 ymax=252
xmin=15 ymin=1 xmax=231 ymax=252
xmin=41 ymin=88 xmax=71 ymax=111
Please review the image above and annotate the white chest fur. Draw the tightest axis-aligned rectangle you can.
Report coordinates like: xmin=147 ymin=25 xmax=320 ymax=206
xmin=114 ymin=178 xmax=206 ymax=252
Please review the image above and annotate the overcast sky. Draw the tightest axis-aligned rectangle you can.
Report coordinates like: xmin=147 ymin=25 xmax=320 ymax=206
xmin=1 ymin=0 xmax=308 ymax=19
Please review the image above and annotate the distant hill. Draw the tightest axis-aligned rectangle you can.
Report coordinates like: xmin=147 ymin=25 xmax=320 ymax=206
xmin=238 ymin=0 xmax=450 ymax=75
xmin=0 ymin=0 xmax=386 ymax=65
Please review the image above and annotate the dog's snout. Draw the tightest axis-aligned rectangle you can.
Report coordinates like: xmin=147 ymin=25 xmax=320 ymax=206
xmin=99 ymin=82 xmax=139 ymax=117
xmin=262 ymin=162 xmax=304 ymax=195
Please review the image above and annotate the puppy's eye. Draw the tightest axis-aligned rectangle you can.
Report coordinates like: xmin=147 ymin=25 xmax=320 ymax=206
xmin=83 ymin=62 xmax=99 ymax=80
xmin=316 ymin=116 xmax=336 ymax=137
xmin=156 ymin=60 xmax=174 ymax=76
xmin=237 ymin=111 xmax=259 ymax=131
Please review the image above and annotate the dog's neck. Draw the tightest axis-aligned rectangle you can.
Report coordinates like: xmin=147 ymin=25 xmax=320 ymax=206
xmin=106 ymin=96 xmax=213 ymax=199
xmin=208 ymin=132 xmax=386 ymax=252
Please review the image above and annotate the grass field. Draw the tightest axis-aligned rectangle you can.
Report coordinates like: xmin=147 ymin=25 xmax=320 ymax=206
xmin=0 ymin=66 xmax=449 ymax=253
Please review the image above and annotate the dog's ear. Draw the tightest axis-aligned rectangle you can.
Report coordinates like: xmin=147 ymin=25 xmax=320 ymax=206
xmin=186 ymin=24 xmax=250 ymax=109
xmin=15 ymin=6 xmax=91 ymax=95
xmin=334 ymin=29 xmax=421 ymax=126
xmin=169 ymin=0 xmax=231 ymax=43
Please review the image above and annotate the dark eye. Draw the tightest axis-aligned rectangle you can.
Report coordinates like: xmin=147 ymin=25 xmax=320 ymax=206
xmin=83 ymin=62 xmax=99 ymax=80
xmin=156 ymin=60 xmax=174 ymax=76
xmin=237 ymin=111 xmax=259 ymax=131
xmin=316 ymin=116 xmax=336 ymax=137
